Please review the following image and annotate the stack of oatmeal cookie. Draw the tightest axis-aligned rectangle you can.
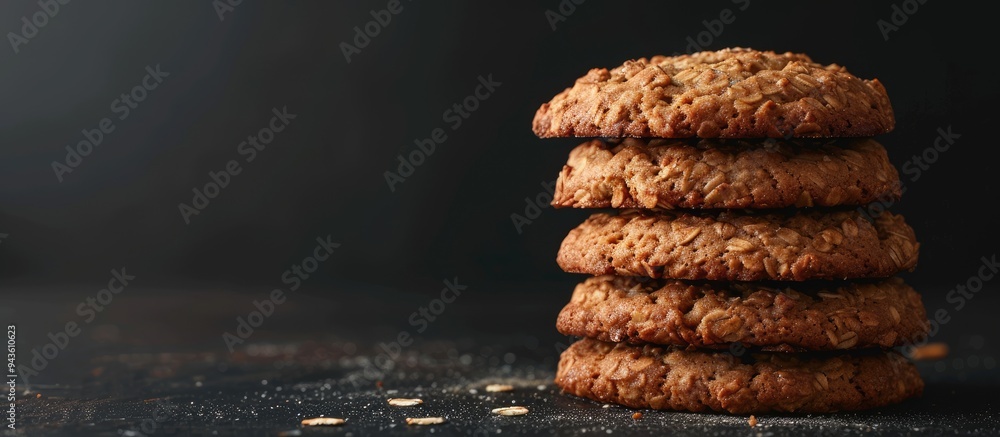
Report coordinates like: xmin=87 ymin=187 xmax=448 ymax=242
xmin=533 ymin=48 xmax=926 ymax=413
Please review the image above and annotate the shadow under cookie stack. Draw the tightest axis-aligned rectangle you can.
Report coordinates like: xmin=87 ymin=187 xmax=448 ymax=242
xmin=533 ymin=48 xmax=927 ymax=414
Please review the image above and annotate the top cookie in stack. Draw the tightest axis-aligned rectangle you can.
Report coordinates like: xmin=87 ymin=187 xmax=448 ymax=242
xmin=535 ymin=48 xmax=927 ymax=414
xmin=532 ymin=47 xmax=894 ymax=139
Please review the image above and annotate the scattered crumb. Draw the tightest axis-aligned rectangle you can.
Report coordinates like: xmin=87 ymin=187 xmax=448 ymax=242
xmin=492 ymin=406 xmax=529 ymax=416
xmin=537 ymin=385 xmax=547 ymax=390
xmin=388 ymin=398 xmax=423 ymax=407
xmin=602 ymin=404 xmax=612 ymax=409
xmin=910 ymin=343 xmax=949 ymax=361
xmin=486 ymin=384 xmax=514 ymax=393
xmin=406 ymin=417 xmax=446 ymax=425
xmin=301 ymin=417 xmax=346 ymax=426
xmin=35 ymin=394 xmax=41 ymax=399
xmin=748 ymin=415 xmax=758 ymax=427
xmin=632 ymin=412 xmax=643 ymax=420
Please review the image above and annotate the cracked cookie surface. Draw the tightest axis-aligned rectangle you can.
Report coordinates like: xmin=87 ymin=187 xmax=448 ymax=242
xmin=533 ymin=48 xmax=894 ymax=138
xmin=556 ymin=276 xmax=927 ymax=351
xmin=555 ymin=338 xmax=923 ymax=413
xmin=556 ymin=209 xmax=919 ymax=281
xmin=553 ymin=138 xmax=900 ymax=209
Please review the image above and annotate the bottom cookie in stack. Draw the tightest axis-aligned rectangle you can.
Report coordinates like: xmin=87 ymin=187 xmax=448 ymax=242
xmin=555 ymin=338 xmax=923 ymax=414
xmin=553 ymin=276 xmax=929 ymax=413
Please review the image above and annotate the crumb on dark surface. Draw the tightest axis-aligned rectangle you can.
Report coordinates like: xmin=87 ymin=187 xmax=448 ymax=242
xmin=910 ymin=343 xmax=950 ymax=361
xmin=8 ymin=287 xmax=1000 ymax=436
xmin=13 ymin=338 xmax=1000 ymax=436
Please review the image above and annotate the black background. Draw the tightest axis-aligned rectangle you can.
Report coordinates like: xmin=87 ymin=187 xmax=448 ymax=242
xmin=1 ymin=0 xmax=998 ymax=394
xmin=0 ymin=0 xmax=995 ymax=291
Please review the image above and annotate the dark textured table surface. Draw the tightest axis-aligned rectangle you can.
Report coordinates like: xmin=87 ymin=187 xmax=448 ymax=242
xmin=4 ymin=283 xmax=999 ymax=436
